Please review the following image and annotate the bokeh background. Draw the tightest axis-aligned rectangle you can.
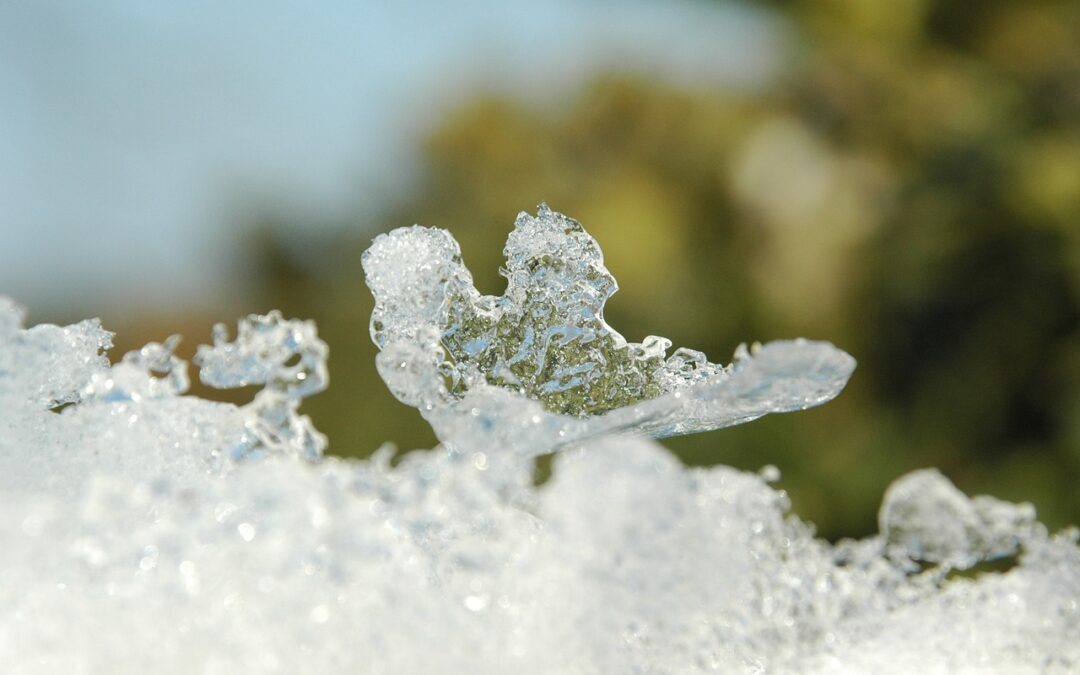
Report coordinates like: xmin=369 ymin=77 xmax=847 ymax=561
xmin=3 ymin=0 xmax=1078 ymax=539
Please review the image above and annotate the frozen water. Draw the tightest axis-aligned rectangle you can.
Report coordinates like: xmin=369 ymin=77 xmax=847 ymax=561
xmin=363 ymin=205 xmax=856 ymax=458
xmin=880 ymin=468 xmax=1038 ymax=569
xmin=0 ymin=207 xmax=1077 ymax=673
xmin=0 ymin=305 xmax=325 ymax=499
xmin=196 ymin=310 xmax=329 ymax=461
xmin=0 ymin=296 xmax=113 ymax=411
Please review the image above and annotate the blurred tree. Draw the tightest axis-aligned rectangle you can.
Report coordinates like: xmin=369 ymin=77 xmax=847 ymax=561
xmin=235 ymin=0 xmax=1079 ymax=539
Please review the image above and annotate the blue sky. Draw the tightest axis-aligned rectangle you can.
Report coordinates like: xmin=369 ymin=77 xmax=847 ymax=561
xmin=0 ymin=0 xmax=779 ymax=311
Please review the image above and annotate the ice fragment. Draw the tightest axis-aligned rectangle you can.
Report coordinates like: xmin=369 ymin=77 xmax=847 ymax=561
xmin=0 ymin=303 xmax=328 ymax=498
xmin=362 ymin=206 xmax=856 ymax=457
xmin=879 ymin=468 xmax=1037 ymax=569
xmin=196 ymin=310 xmax=328 ymax=461
xmin=0 ymin=295 xmax=113 ymax=410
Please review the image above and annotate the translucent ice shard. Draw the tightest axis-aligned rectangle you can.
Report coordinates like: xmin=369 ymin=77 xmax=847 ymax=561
xmin=362 ymin=205 xmax=856 ymax=456
xmin=81 ymin=335 xmax=190 ymax=404
xmin=196 ymin=310 xmax=329 ymax=461
xmin=879 ymin=468 xmax=1037 ymax=569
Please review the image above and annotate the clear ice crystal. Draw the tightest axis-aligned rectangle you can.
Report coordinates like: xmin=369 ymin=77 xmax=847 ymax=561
xmin=880 ymin=468 xmax=1037 ymax=569
xmin=196 ymin=310 xmax=327 ymax=399
xmin=1 ymin=205 xmax=1077 ymax=674
xmin=196 ymin=311 xmax=329 ymax=461
xmin=82 ymin=335 xmax=190 ymax=404
xmin=363 ymin=205 xmax=856 ymax=456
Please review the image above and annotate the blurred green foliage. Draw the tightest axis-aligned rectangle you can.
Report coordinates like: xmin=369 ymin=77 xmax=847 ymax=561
xmin=130 ymin=0 xmax=1080 ymax=539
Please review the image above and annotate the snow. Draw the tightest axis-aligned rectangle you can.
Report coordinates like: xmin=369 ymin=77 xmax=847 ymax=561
xmin=0 ymin=207 xmax=1076 ymax=673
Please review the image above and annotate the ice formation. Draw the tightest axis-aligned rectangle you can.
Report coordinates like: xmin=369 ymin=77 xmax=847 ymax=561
xmin=1 ymin=208 xmax=1077 ymax=674
xmin=362 ymin=205 xmax=856 ymax=459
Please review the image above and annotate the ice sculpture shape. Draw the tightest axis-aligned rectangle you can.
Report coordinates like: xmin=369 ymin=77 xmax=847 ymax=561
xmin=363 ymin=205 xmax=856 ymax=456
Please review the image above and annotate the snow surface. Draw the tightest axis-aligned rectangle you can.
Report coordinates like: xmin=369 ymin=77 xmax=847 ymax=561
xmin=0 ymin=207 xmax=1076 ymax=673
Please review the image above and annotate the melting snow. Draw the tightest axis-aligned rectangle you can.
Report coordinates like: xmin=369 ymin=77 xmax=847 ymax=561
xmin=0 ymin=207 xmax=1076 ymax=673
